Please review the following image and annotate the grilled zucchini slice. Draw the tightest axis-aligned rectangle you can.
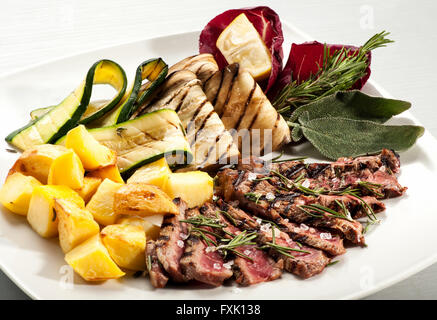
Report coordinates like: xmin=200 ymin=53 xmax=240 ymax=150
xmin=6 ymin=60 xmax=127 ymax=150
xmin=57 ymin=109 xmax=192 ymax=178
xmin=94 ymin=58 xmax=168 ymax=127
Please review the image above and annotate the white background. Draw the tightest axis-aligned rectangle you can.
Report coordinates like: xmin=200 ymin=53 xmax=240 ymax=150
xmin=0 ymin=0 xmax=436 ymax=299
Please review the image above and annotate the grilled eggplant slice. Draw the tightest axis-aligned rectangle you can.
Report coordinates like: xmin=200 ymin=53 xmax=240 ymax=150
xmin=168 ymin=54 xmax=219 ymax=84
xmin=135 ymin=70 xmax=239 ymax=171
xmin=204 ymin=63 xmax=291 ymax=155
xmin=57 ymin=109 xmax=192 ymax=178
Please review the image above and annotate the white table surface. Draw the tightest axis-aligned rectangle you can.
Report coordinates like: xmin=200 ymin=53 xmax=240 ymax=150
xmin=0 ymin=0 xmax=436 ymax=300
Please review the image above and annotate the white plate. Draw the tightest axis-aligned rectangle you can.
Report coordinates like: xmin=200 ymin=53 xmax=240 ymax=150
xmin=0 ymin=22 xmax=436 ymax=300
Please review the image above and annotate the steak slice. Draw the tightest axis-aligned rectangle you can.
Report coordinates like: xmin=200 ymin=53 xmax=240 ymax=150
xmin=217 ymin=199 xmax=346 ymax=256
xmin=216 ymin=201 xmax=330 ymax=278
xmin=216 ymin=169 xmax=365 ymax=245
xmin=237 ymin=149 xmax=406 ymax=199
xmin=233 ymin=245 xmax=283 ymax=286
xmin=278 ymin=218 xmax=346 ymax=256
xmin=180 ymin=236 xmax=233 ymax=286
xmin=318 ymin=194 xmax=385 ymax=219
xmin=179 ymin=205 xmax=233 ymax=286
xmin=257 ymin=231 xmax=330 ymax=279
xmin=155 ymin=198 xmax=188 ymax=283
xmin=197 ymin=202 xmax=283 ymax=286
xmin=146 ymin=240 xmax=169 ymax=288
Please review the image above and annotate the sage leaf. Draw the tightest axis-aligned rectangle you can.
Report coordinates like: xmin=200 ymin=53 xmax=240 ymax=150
xmin=299 ymin=117 xmax=424 ymax=160
xmin=290 ymin=90 xmax=411 ymax=123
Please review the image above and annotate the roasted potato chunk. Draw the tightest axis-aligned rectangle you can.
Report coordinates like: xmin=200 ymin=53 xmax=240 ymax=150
xmin=114 ymin=183 xmax=178 ymax=217
xmin=116 ymin=215 xmax=162 ymax=241
xmin=55 ymin=198 xmax=100 ymax=253
xmin=0 ymin=172 xmax=42 ymax=215
xmin=165 ymin=171 xmax=213 ymax=208
xmin=65 ymin=125 xmax=116 ymax=170
xmin=74 ymin=176 xmax=102 ymax=204
xmin=88 ymin=164 xmax=124 ymax=184
xmin=27 ymin=185 xmax=84 ymax=238
xmin=86 ymin=178 xmax=124 ymax=226
xmin=126 ymin=157 xmax=171 ymax=189
xmin=8 ymin=144 xmax=69 ymax=183
xmin=65 ymin=234 xmax=125 ymax=281
xmin=48 ymin=150 xmax=84 ymax=189
xmin=101 ymin=224 xmax=146 ymax=270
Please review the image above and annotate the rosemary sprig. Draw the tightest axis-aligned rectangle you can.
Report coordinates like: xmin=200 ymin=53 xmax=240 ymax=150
xmin=217 ymin=230 xmax=258 ymax=260
xmin=180 ymin=215 xmax=225 ymax=229
xmin=340 ymin=189 xmax=379 ymax=222
xmin=299 ymin=203 xmax=350 ymax=221
xmin=271 ymin=170 xmax=325 ymax=196
xmin=271 ymin=150 xmax=308 ymax=163
xmin=357 ymin=181 xmax=384 ymax=198
xmin=259 ymin=224 xmax=310 ymax=259
xmin=244 ymin=192 xmax=262 ymax=204
xmin=334 ymin=199 xmax=354 ymax=221
xmin=273 ymin=31 xmax=394 ymax=117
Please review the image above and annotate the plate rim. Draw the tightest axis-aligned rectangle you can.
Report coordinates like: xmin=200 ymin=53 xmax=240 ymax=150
xmin=1 ymin=21 xmax=436 ymax=300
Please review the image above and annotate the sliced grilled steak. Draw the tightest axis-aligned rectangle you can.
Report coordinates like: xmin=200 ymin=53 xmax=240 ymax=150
xmin=179 ymin=206 xmax=233 ymax=286
xmin=257 ymin=231 xmax=330 ymax=279
xmin=216 ymin=201 xmax=330 ymax=278
xmin=155 ymin=198 xmax=188 ymax=283
xmin=146 ymin=240 xmax=169 ymax=288
xmin=318 ymin=194 xmax=385 ymax=219
xmin=217 ymin=199 xmax=345 ymax=256
xmin=216 ymin=169 xmax=365 ymax=245
xmin=233 ymin=245 xmax=283 ymax=286
xmin=236 ymin=149 xmax=406 ymax=199
xmin=180 ymin=236 xmax=233 ymax=286
xmin=198 ymin=201 xmax=283 ymax=286
xmin=278 ymin=219 xmax=346 ymax=256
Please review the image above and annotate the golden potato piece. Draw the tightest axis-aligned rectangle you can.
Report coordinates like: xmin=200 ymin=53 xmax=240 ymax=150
xmin=116 ymin=215 xmax=162 ymax=241
xmin=55 ymin=198 xmax=100 ymax=253
xmin=65 ymin=125 xmax=116 ymax=170
xmin=114 ymin=183 xmax=178 ymax=217
xmin=74 ymin=176 xmax=102 ymax=204
xmin=48 ymin=150 xmax=84 ymax=189
xmin=86 ymin=178 xmax=124 ymax=226
xmin=27 ymin=185 xmax=84 ymax=238
xmin=0 ymin=172 xmax=42 ymax=215
xmin=101 ymin=224 xmax=146 ymax=270
xmin=8 ymin=144 xmax=69 ymax=183
xmin=127 ymin=157 xmax=171 ymax=190
xmin=65 ymin=234 xmax=125 ymax=281
xmin=165 ymin=171 xmax=213 ymax=208
xmin=88 ymin=164 xmax=124 ymax=184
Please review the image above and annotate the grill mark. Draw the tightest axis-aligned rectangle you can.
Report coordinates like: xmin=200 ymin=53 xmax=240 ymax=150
xmin=217 ymin=141 xmax=233 ymax=166
xmin=235 ymin=80 xmax=256 ymax=131
xmin=160 ymin=222 xmax=174 ymax=228
xmin=247 ymin=108 xmax=260 ymax=131
xmin=233 ymin=170 xmax=246 ymax=187
xmin=212 ymin=71 xmax=225 ymax=106
xmin=193 ymin=109 xmax=214 ymax=145
xmin=273 ymin=113 xmax=280 ymax=131
xmin=194 ymin=62 xmax=208 ymax=76
xmin=174 ymin=88 xmax=190 ymax=113
xmin=219 ymin=64 xmax=240 ymax=117
xmin=307 ymin=164 xmax=330 ymax=178
xmin=199 ymin=128 xmax=226 ymax=167
xmin=188 ymin=99 xmax=208 ymax=147
xmin=202 ymin=73 xmax=215 ymax=90
xmin=284 ymin=163 xmax=306 ymax=178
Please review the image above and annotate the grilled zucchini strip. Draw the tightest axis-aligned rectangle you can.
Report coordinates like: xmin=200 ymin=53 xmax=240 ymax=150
xmin=57 ymin=109 xmax=192 ymax=178
xmin=97 ymin=58 xmax=168 ymax=126
xmin=6 ymin=60 xmax=127 ymax=150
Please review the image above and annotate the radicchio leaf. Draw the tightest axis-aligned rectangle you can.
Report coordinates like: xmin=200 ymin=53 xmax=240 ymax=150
xmin=199 ymin=6 xmax=284 ymax=93
xmin=270 ymin=41 xmax=372 ymax=100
